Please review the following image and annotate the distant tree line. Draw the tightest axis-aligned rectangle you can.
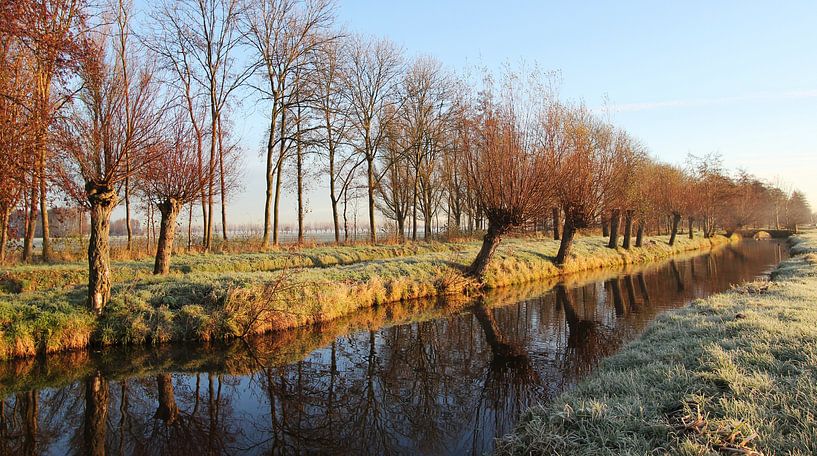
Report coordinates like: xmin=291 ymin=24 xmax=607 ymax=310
xmin=0 ymin=0 xmax=812 ymax=311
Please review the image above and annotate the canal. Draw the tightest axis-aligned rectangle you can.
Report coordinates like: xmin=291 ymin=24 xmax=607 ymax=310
xmin=0 ymin=240 xmax=788 ymax=455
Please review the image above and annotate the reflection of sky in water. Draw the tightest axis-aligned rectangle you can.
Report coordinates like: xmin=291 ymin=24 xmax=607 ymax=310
xmin=0 ymin=241 xmax=788 ymax=455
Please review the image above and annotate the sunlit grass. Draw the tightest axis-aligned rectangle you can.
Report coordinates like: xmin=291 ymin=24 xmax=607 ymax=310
xmin=0 ymin=233 xmax=735 ymax=359
xmin=496 ymin=230 xmax=817 ymax=455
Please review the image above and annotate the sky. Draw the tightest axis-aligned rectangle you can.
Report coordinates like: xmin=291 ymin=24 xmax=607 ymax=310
xmin=136 ymin=0 xmax=817 ymax=227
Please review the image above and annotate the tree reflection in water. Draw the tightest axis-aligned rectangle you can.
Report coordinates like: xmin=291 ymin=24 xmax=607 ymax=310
xmin=0 ymin=240 xmax=788 ymax=455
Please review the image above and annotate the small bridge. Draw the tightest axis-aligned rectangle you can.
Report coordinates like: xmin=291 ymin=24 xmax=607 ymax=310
xmin=735 ymin=229 xmax=795 ymax=239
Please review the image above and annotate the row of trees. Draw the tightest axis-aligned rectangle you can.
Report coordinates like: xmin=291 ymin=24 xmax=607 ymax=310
xmin=0 ymin=0 xmax=812 ymax=313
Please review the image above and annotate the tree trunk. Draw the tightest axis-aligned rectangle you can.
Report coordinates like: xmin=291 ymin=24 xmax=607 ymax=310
xmin=411 ymin=167 xmax=419 ymax=241
xmin=601 ymin=219 xmax=609 ymax=237
xmin=125 ymin=174 xmax=132 ymax=251
xmin=87 ymin=183 xmax=118 ymax=314
xmin=555 ymin=220 xmax=577 ymax=265
xmin=397 ymin=216 xmax=405 ymax=243
xmin=467 ymin=221 xmax=506 ymax=280
xmin=622 ymin=210 xmax=633 ymax=249
xmin=0 ymin=208 xmax=9 ymax=263
xmin=273 ymin=105 xmax=287 ymax=247
xmin=296 ymin=113 xmax=304 ymax=245
xmin=366 ymin=156 xmax=376 ymax=243
xmin=39 ymin=150 xmax=51 ymax=262
xmin=424 ymin=209 xmax=432 ymax=241
xmin=262 ymin=114 xmax=275 ymax=248
xmin=217 ymin=115 xmax=228 ymax=243
xmin=154 ymin=198 xmax=181 ymax=275
xmin=552 ymin=207 xmax=560 ymax=240
xmin=607 ymin=209 xmax=620 ymax=249
xmin=23 ymin=181 xmax=37 ymax=262
xmin=187 ymin=201 xmax=193 ymax=251
xmin=668 ymin=212 xmax=682 ymax=246
xmin=688 ymin=216 xmax=694 ymax=239
xmin=329 ymin=162 xmax=340 ymax=244
xmin=635 ymin=221 xmax=645 ymax=247
xmin=84 ymin=373 xmax=108 ymax=456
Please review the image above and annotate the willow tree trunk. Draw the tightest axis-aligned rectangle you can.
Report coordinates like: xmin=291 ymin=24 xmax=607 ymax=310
xmin=601 ymin=220 xmax=609 ymax=237
xmin=668 ymin=212 xmax=682 ymax=246
xmin=556 ymin=220 xmax=577 ymax=265
xmin=635 ymin=221 xmax=645 ymax=247
xmin=87 ymin=184 xmax=118 ymax=314
xmin=154 ymin=199 xmax=181 ymax=275
xmin=552 ymin=207 xmax=560 ymax=240
xmin=84 ymin=373 xmax=108 ymax=456
xmin=468 ymin=221 xmax=507 ymax=280
xmin=622 ymin=210 xmax=634 ymax=249
xmin=607 ymin=209 xmax=621 ymax=249
xmin=688 ymin=216 xmax=694 ymax=239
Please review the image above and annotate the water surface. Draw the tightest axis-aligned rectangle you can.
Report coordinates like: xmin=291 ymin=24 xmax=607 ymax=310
xmin=0 ymin=240 xmax=787 ymax=455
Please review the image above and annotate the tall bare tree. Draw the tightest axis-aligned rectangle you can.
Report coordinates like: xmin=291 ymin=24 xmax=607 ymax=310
xmin=342 ymin=35 xmax=403 ymax=243
xmin=242 ymin=0 xmax=335 ymax=247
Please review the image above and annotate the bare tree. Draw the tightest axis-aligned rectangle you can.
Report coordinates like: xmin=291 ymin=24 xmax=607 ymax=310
xmin=312 ymin=36 xmax=358 ymax=243
xmin=141 ymin=111 xmax=209 ymax=274
xmin=154 ymin=0 xmax=247 ymax=251
xmin=11 ymin=0 xmax=87 ymax=262
xmin=462 ymin=69 xmax=558 ymax=278
xmin=554 ymin=108 xmax=636 ymax=264
xmin=342 ymin=35 xmax=403 ymax=243
xmin=242 ymin=0 xmax=335 ymax=247
xmin=0 ymin=30 xmax=34 ymax=262
xmin=57 ymin=17 xmax=165 ymax=312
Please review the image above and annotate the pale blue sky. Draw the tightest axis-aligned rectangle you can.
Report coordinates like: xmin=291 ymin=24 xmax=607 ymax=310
xmin=138 ymin=1 xmax=817 ymax=226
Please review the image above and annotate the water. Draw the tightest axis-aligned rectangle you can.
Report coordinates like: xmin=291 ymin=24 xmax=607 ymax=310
xmin=0 ymin=240 xmax=788 ymax=455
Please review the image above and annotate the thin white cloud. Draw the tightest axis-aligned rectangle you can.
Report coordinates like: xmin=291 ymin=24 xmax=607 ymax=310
xmin=602 ymin=90 xmax=817 ymax=113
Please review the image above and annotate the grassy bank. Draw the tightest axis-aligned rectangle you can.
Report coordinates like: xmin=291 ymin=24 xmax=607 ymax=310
xmin=0 ymin=233 xmax=735 ymax=360
xmin=496 ymin=231 xmax=817 ymax=455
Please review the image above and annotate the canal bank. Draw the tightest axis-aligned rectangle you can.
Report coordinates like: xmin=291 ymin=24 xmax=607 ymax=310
xmin=0 ymin=233 xmax=737 ymax=360
xmin=496 ymin=231 xmax=817 ymax=455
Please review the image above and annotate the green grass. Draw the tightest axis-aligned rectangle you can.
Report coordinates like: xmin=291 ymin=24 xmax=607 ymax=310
xmin=496 ymin=230 xmax=817 ymax=456
xmin=0 ymin=233 xmax=735 ymax=360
